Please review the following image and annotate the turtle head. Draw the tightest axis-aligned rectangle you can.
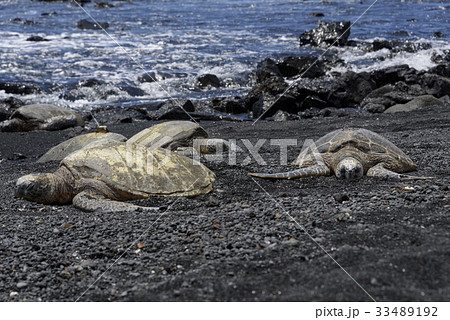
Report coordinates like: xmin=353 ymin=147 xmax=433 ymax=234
xmin=335 ymin=157 xmax=364 ymax=180
xmin=15 ymin=173 xmax=72 ymax=204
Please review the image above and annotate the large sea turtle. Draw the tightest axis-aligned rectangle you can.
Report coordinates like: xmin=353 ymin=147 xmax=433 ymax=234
xmin=37 ymin=120 xmax=238 ymax=163
xmin=249 ymin=128 xmax=434 ymax=180
xmin=128 ymin=120 xmax=240 ymax=154
xmin=16 ymin=143 xmax=215 ymax=212
xmin=0 ymin=104 xmax=84 ymax=132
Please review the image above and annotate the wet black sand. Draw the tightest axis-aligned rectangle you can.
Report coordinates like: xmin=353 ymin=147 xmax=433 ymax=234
xmin=0 ymin=104 xmax=449 ymax=301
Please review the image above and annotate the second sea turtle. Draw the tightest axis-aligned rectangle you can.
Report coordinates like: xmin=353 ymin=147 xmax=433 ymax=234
xmin=249 ymin=128 xmax=434 ymax=180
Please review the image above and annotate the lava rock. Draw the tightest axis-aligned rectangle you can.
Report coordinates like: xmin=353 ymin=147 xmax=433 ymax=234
xmin=276 ymin=56 xmax=327 ymax=78
xmin=370 ymin=65 xmax=414 ymax=87
xmin=95 ymin=1 xmax=114 ymax=8
xmin=420 ymin=73 xmax=450 ymax=97
xmin=77 ymin=19 xmax=109 ymax=30
xmin=252 ymin=93 xmax=298 ymax=119
xmin=146 ymin=99 xmax=195 ymax=120
xmin=308 ymin=12 xmax=324 ymax=17
xmin=222 ymin=98 xmax=247 ymax=115
xmin=197 ymin=74 xmax=221 ymax=88
xmin=0 ymin=82 xmax=42 ymax=95
xmin=0 ymin=97 xmax=24 ymax=121
xmin=41 ymin=11 xmax=57 ymax=16
xmin=328 ymin=71 xmax=377 ymax=108
xmin=118 ymin=86 xmax=146 ymax=97
xmin=244 ymin=76 xmax=287 ymax=110
xmin=138 ymin=72 xmax=160 ymax=83
xmin=271 ymin=110 xmax=298 ymax=122
xmin=300 ymin=21 xmax=351 ymax=47
xmin=361 ymin=79 xmax=430 ymax=113
xmin=372 ymin=39 xmax=392 ymax=51
xmin=300 ymin=95 xmax=328 ymax=110
xmin=26 ymin=36 xmax=49 ymax=42
xmin=0 ymin=105 xmax=12 ymax=121
xmin=77 ymin=78 xmax=103 ymax=88
xmin=90 ymin=105 xmax=147 ymax=125
xmin=255 ymin=58 xmax=282 ymax=83
xmin=333 ymin=193 xmax=350 ymax=203
xmin=384 ymin=95 xmax=444 ymax=113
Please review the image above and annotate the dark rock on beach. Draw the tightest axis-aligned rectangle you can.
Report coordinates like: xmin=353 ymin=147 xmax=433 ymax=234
xmin=26 ymin=36 xmax=49 ymax=42
xmin=138 ymin=72 xmax=161 ymax=83
xmin=300 ymin=21 xmax=351 ymax=47
xmin=0 ymin=82 xmax=42 ymax=95
xmin=0 ymin=106 xmax=12 ymax=121
xmin=77 ymin=19 xmax=109 ymax=30
xmin=0 ymin=97 xmax=23 ymax=121
xmin=244 ymin=76 xmax=287 ymax=111
xmin=384 ymin=95 xmax=444 ymax=113
xmin=308 ymin=12 xmax=324 ymax=18
xmin=146 ymin=99 xmax=195 ymax=120
xmin=95 ymin=1 xmax=114 ymax=8
xmin=276 ymin=56 xmax=328 ymax=78
xmin=328 ymin=71 xmax=377 ymax=108
xmin=212 ymin=97 xmax=247 ymax=115
xmin=197 ymin=74 xmax=221 ymax=88
xmin=243 ymin=55 xmax=449 ymax=118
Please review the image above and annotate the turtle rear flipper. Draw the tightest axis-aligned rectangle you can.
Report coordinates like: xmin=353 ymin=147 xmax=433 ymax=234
xmin=367 ymin=163 xmax=436 ymax=180
xmin=73 ymin=191 xmax=159 ymax=213
xmin=249 ymin=164 xmax=330 ymax=180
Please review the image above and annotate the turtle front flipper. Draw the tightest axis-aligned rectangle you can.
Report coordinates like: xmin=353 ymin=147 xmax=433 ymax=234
xmin=73 ymin=191 xmax=159 ymax=213
xmin=248 ymin=164 xmax=331 ymax=180
xmin=367 ymin=163 xmax=436 ymax=180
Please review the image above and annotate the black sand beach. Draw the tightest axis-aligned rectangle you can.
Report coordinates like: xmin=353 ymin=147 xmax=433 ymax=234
xmin=0 ymin=103 xmax=449 ymax=301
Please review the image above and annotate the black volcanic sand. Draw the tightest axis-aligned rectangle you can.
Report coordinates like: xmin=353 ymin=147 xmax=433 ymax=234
xmin=0 ymin=104 xmax=449 ymax=301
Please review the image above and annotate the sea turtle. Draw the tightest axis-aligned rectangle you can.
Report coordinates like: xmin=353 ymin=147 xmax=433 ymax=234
xmin=128 ymin=120 xmax=240 ymax=154
xmin=249 ymin=128 xmax=434 ymax=180
xmin=16 ymin=142 xmax=215 ymax=212
xmin=37 ymin=130 xmax=126 ymax=163
xmin=0 ymin=104 xmax=84 ymax=132
xmin=36 ymin=120 xmax=234 ymax=164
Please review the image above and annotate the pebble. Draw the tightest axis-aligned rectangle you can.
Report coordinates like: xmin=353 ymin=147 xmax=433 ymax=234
xmin=16 ymin=281 xmax=28 ymax=289
xmin=333 ymin=193 xmax=350 ymax=203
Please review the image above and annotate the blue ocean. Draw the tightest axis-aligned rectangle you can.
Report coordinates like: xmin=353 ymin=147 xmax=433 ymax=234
xmin=0 ymin=0 xmax=449 ymax=110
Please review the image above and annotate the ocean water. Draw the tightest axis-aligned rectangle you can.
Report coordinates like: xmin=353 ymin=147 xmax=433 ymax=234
xmin=0 ymin=0 xmax=449 ymax=110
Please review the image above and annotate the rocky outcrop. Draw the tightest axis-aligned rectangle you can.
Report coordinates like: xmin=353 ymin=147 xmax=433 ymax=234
xmin=384 ymin=95 xmax=444 ymax=113
xmin=328 ymin=71 xmax=377 ymax=108
xmin=242 ymin=53 xmax=449 ymax=119
xmin=300 ymin=21 xmax=351 ymax=47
